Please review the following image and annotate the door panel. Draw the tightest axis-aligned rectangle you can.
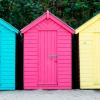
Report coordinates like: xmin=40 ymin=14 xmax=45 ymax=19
xmin=38 ymin=31 xmax=57 ymax=85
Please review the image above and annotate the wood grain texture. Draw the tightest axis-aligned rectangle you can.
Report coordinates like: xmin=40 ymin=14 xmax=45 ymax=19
xmin=76 ymin=14 xmax=100 ymax=89
xmin=23 ymin=12 xmax=74 ymax=89
xmin=0 ymin=19 xmax=18 ymax=90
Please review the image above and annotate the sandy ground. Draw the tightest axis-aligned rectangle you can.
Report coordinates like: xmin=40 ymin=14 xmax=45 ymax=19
xmin=0 ymin=90 xmax=100 ymax=100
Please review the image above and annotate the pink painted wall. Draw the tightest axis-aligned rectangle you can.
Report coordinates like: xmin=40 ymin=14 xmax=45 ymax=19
xmin=23 ymin=12 xmax=73 ymax=89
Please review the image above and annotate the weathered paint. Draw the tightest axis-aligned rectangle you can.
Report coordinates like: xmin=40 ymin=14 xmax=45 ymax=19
xmin=21 ymin=11 xmax=74 ymax=89
xmin=76 ymin=13 xmax=100 ymax=89
xmin=0 ymin=19 xmax=19 ymax=90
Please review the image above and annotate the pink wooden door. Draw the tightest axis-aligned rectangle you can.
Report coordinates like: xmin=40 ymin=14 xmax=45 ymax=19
xmin=38 ymin=31 xmax=57 ymax=85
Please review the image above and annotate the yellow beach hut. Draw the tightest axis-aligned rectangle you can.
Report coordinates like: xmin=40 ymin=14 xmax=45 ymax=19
xmin=76 ymin=13 xmax=100 ymax=89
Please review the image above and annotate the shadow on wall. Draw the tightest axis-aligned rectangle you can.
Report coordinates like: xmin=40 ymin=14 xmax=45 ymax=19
xmin=16 ymin=32 xmax=23 ymax=90
xmin=72 ymin=34 xmax=80 ymax=89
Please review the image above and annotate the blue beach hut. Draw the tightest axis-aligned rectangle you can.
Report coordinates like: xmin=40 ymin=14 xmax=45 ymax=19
xmin=0 ymin=18 xmax=19 ymax=90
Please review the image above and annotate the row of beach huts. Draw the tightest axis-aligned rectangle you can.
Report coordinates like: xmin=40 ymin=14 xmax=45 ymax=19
xmin=0 ymin=11 xmax=100 ymax=90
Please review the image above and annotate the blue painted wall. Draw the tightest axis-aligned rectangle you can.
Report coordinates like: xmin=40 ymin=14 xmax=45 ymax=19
xmin=0 ymin=19 xmax=18 ymax=90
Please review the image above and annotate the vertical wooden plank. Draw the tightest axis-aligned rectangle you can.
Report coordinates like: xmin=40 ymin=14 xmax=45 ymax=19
xmin=46 ymin=31 xmax=57 ymax=84
xmin=51 ymin=31 xmax=57 ymax=84
xmin=38 ymin=31 xmax=57 ymax=85
xmin=45 ymin=31 xmax=48 ymax=83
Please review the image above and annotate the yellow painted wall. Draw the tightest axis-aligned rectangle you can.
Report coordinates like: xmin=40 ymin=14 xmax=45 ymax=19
xmin=79 ymin=32 xmax=94 ymax=89
xmin=81 ymin=19 xmax=100 ymax=33
xmin=77 ymin=14 xmax=100 ymax=89
xmin=93 ymin=33 xmax=100 ymax=88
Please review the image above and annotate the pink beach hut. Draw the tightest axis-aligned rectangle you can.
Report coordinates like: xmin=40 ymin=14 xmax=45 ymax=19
xmin=21 ymin=11 xmax=75 ymax=89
